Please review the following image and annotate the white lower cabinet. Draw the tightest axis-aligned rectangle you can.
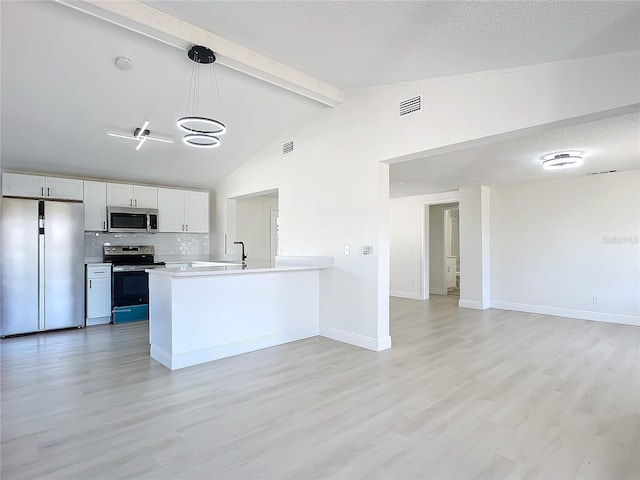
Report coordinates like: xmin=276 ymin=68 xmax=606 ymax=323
xmin=86 ymin=264 xmax=112 ymax=326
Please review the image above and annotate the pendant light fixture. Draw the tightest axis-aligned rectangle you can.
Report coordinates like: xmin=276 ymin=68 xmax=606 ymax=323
xmin=178 ymin=45 xmax=226 ymax=149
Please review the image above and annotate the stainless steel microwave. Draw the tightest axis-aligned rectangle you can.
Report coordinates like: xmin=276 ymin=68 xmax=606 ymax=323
xmin=107 ymin=207 xmax=158 ymax=233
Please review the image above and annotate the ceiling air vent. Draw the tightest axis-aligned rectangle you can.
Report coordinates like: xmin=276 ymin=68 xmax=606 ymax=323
xmin=587 ymin=170 xmax=618 ymax=176
xmin=399 ymin=94 xmax=423 ymax=117
xmin=282 ymin=140 xmax=294 ymax=155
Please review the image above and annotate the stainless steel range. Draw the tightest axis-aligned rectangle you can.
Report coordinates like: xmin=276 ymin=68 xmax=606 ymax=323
xmin=104 ymin=245 xmax=165 ymax=324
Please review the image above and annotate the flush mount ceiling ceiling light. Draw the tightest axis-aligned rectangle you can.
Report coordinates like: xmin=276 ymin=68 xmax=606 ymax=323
xmin=178 ymin=45 xmax=226 ymax=149
xmin=541 ymin=151 xmax=584 ymax=170
xmin=107 ymin=120 xmax=174 ymax=150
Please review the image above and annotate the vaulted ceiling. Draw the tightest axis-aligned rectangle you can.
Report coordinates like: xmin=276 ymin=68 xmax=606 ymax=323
xmin=1 ymin=1 xmax=638 ymax=193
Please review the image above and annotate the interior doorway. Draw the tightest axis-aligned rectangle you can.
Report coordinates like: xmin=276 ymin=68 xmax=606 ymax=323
xmin=230 ymin=189 xmax=279 ymax=267
xmin=428 ymin=202 xmax=460 ymax=297
xmin=443 ymin=206 xmax=460 ymax=296
xmin=270 ymin=208 xmax=279 ymax=267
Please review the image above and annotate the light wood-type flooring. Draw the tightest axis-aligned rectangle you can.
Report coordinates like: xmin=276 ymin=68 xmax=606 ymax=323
xmin=1 ymin=295 xmax=639 ymax=479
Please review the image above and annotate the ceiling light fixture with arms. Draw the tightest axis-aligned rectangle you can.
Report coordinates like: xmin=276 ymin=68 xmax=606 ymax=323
xmin=177 ymin=45 xmax=227 ymax=149
xmin=107 ymin=120 xmax=174 ymax=151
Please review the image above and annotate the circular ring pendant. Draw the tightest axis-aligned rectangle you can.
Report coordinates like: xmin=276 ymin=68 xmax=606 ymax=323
xmin=177 ymin=117 xmax=226 ymax=135
xmin=182 ymin=134 xmax=221 ymax=149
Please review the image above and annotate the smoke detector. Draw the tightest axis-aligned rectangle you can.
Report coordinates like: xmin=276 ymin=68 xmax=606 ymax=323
xmin=115 ymin=56 xmax=133 ymax=71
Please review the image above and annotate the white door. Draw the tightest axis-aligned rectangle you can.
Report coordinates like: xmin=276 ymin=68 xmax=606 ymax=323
xmin=87 ymin=277 xmax=111 ymax=319
xmin=1 ymin=173 xmax=45 ymax=198
xmin=157 ymin=188 xmax=185 ymax=232
xmin=83 ymin=181 xmax=107 ymax=231
xmin=184 ymin=191 xmax=209 ymax=233
xmin=133 ymin=185 xmax=158 ymax=209
xmin=45 ymin=177 xmax=84 ymax=200
xmin=107 ymin=183 xmax=134 ymax=207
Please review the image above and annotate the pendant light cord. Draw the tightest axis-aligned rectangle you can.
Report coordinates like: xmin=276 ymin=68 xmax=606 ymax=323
xmin=210 ymin=63 xmax=224 ymax=123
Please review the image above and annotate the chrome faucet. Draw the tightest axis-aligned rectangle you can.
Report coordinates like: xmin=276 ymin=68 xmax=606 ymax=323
xmin=233 ymin=241 xmax=247 ymax=264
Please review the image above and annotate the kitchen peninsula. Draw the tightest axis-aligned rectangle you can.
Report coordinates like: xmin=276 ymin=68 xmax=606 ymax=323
xmin=147 ymin=257 xmax=333 ymax=370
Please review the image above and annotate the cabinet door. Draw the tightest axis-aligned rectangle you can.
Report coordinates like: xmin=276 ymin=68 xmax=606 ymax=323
xmin=157 ymin=188 xmax=185 ymax=232
xmin=87 ymin=277 xmax=111 ymax=318
xmin=106 ymin=183 xmax=134 ymax=207
xmin=46 ymin=177 xmax=84 ymax=200
xmin=133 ymin=185 xmax=157 ymax=209
xmin=84 ymin=181 xmax=107 ymax=231
xmin=2 ymin=173 xmax=46 ymax=198
xmin=184 ymin=191 xmax=209 ymax=233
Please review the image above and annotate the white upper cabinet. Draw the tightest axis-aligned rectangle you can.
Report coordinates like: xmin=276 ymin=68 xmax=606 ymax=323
xmin=133 ymin=185 xmax=157 ymax=209
xmin=185 ymin=191 xmax=209 ymax=233
xmin=45 ymin=177 xmax=84 ymax=200
xmin=106 ymin=183 xmax=157 ymax=208
xmin=106 ymin=183 xmax=133 ymax=207
xmin=157 ymin=188 xmax=185 ymax=233
xmin=157 ymin=188 xmax=209 ymax=233
xmin=2 ymin=173 xmax=45 ymax=198
xmin=84 ymin=181 xmax=107 ymax=231
xmin=2 ymin=173 xmax=83 ymax=201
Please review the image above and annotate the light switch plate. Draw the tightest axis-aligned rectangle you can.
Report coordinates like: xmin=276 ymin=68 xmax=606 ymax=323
xmin=344 ymin=245 xmax=350 ymax=255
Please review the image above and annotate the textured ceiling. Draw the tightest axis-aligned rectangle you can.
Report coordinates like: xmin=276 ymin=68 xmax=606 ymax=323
xmin=389 ymin=110 xmax=640 ymax=198
xmin=1 ymin=1 xmax=638 ymax=193
xmin=145 ymin=0 xmax=640 ymax=89
xmin=0 ymin=1 xmax=322 ymax=189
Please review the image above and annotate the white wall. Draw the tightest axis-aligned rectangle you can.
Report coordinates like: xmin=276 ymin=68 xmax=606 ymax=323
xmin=235 ymin=195 xmax=278 ymax=266
xmin=491 ymin=170 xmax=639 ymax=325
xmin=459 ymin=186 xmax=491 ymax=310
xmin=389 ymin=196 xmax=425 ymax=300
xmin=214 ymin=53 xmax=640 ymax=351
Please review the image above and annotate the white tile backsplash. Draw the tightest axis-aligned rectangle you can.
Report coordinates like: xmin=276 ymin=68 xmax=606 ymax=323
xmin=85 ymin=232 xmax=209 ymax=260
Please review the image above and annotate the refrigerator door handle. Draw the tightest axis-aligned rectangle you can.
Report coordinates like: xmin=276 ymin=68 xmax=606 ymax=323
xmin=38 ymin=234 xmax=45 ymax=331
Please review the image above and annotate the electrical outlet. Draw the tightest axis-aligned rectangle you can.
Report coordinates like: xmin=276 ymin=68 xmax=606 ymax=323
xmin=344 ymin=245 xmax=350 ymax=255
xmin=593 ymin=295 xmax=600 ymax=303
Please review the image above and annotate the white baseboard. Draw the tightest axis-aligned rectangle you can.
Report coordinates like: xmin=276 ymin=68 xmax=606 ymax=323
xmin=320 ymin=325 xmax=391 ymax=351
xmin=491 ymin=300 xmax=640 ymax=327
xmin=151 ymin=325 xmax=319 ymax=370
xmin=150 ymin=345 xmax=172 ymax=369
xmin=390 ymin=290 xmax=423 ymax=300
xmin=458 ymin=299 xmax=490 ymax=310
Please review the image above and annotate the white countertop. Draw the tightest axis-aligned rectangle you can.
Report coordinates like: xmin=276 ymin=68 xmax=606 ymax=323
xmin=147 ymin=264 xmax=330 ymax=277
xmin=147 ymin=256 xmax=333 ymax=277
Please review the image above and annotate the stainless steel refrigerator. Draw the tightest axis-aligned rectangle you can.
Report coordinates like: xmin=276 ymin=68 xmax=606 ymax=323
xmin=1 ymin=198 xmax=84 ymax=335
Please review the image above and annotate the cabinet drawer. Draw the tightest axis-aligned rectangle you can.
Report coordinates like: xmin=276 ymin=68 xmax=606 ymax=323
xmin=87 ymin=265 xmax=111 ymax=279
